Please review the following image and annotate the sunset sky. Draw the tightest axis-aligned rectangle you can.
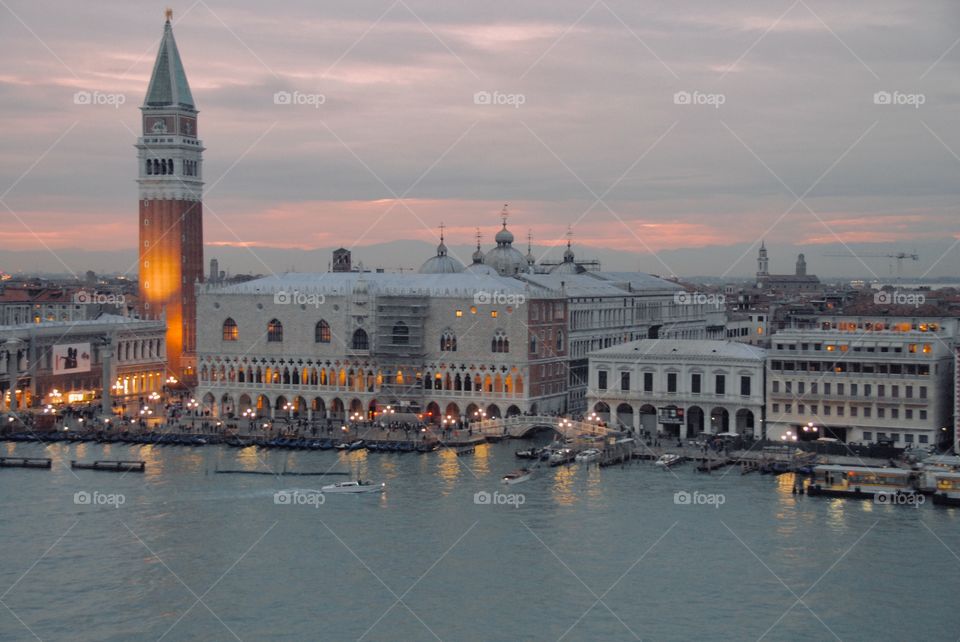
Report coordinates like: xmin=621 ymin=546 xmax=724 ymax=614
xmin=1 ymin=0 xmax=959 ymax=276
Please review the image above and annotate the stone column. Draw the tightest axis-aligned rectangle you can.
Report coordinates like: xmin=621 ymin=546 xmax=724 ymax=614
xmin=100 ymin=337 xmax=114 ymax=418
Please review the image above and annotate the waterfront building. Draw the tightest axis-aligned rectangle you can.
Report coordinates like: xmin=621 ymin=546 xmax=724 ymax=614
xmin=137 ymin=11 xmax=204 ymax=382
xmin=195 ymin=219 xmax=709 ymax=420
xmin=765 ymin=316 xmax=956 ymax=447
xmin=586 ymin=339 xmax=766 ymax=437
xmin=0 ymin=315 xmax=166 ymax=413
xmin=195 ymin=271 xmax=565 ymax=421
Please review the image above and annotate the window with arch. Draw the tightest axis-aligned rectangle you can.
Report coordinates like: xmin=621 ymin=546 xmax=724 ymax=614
xmin=145 ymin=159 xmax=152 ymax=175
xmin=392 ymin=322 xmax=409 ymax=345
xmin=491 ymin=330 xmax=509 ymax=353
xmin=267 ymin=319 xmax=283 ymax=342
xmin=352 ymin=328 xmax=369 ymax=350
xmin=440 ymin=330 xmax=457 ymax=352
xmin=529 ymin=335 xmax=537 ymax=354
xmin=222 ymin=318 xmax=238 ymax=341
xmin=315 ymin=320 xmax=331 ymax=343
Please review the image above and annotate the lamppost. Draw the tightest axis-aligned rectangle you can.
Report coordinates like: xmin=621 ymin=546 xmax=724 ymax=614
xmin=283 ymin=402 xmax=294 ymax=423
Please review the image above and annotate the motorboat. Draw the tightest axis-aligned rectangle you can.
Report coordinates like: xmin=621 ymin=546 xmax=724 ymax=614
xmin=336 ymin=440 xmax=365 ymax=451
xmin=502 ymin=468 xmax=533 ymax=485
xmin=548 ymin=448 xmax=576 ymax=466
xmin=575 ymin=449 xmax=601 ymax=463
xmin=514 ymin=447 xmax=542 ymax=459
xmin=654 ymin=453 xmax=683 ymax=468
xmin=321 ymin=480 xmax=385 ymax=494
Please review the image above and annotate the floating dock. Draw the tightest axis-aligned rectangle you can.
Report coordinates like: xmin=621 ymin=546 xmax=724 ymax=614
xmin=0 ymin=457 xmax=52 ymax=469
xmin=70 ymin=460 xmax=145 ymax=473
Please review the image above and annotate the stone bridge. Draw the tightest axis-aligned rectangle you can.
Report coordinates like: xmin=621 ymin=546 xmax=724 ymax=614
xmin=473 ymin=415 xmax=613 ymax=440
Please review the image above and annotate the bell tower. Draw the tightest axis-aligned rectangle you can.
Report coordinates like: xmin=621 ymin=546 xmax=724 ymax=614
xmin=137 ymin=9 xmax=204 ymax=381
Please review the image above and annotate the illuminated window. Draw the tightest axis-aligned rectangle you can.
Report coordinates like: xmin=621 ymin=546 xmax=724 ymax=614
xmin=315 ymin=320 xmax=331 ymax=343
xmin=222 ymin=318 xmax=238 ymax=341
xmin=455 ymin=309 xmax=463 ymax=317
xmin=922 ymin=344 xmax=932 ymax=354
xmin=267 ymin=319 xmax=283 ymax=342
xmin=469 ymin=306 xmax=477 ymax=314
xmin=491 ymin=311 xmax=498 ymax=318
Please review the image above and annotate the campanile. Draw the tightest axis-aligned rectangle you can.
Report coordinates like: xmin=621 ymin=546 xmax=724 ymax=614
xmin=137 ymin=10 xmax=204 ymax=381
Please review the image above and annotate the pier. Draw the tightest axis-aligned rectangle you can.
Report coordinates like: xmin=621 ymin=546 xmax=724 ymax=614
xmin=70 ymin=460 xmax=146 ymax=473
xmin=0 ymin=457 xmax=52 ymax=469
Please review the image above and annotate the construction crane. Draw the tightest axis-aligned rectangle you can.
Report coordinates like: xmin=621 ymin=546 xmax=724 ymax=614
xmin=822 ymin=251 xmax=919 ymax=278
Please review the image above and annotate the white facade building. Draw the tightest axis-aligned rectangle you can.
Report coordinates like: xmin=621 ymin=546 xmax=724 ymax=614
xmin=195 ymin=271 xmax=568 ymax=422
xmin=765 ymin=316 xmax=956 ymax=447
xmin=587 ymin=339 xmax=766 ymax=438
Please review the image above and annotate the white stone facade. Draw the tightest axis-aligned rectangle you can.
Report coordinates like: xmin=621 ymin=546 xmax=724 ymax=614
xmin=587 ymin=340 xmax=766 ymax=438
xmin=195 ymin=272 xmax=566 ymax=422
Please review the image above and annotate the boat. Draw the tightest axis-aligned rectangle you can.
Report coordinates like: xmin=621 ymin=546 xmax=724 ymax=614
xmin=320 ymin=480 xmax=385 ymax=494
xmin=515 ymin=447 xmax=542 ymax=459
xmin=575 ymin=448 xmax=601 ymax=463
xmin=548 ymin=448 xmax=576 ymax=466
xmin=654 ymin=453 xmax=682 ymax=468
xmin=931 ymin=471 xmax=960 ymax=507
xmin=502 ymin=468 xmax=532 ymax=485
xmin=806 ymin=465 xmax=920 ymax=502
xmin=336 ymin=440 xmax=365 ymax=451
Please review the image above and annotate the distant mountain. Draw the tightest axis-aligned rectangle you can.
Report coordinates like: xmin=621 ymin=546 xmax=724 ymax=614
xmin=3 ymin=239 xmax=957 ymax=281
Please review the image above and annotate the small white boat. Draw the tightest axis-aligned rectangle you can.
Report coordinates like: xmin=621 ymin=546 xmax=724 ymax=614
xmin=502 ymin=468 xmax=532 ymax=485
xmin=320 ymin=480 xmax=385 ymax=494
xmin=548 ymin=448 xmax=576 ymax=466
xmin=575 ymin=448 xmax=601 ymax=463
xmin=654 ymin=454 xmax=683 ymax=468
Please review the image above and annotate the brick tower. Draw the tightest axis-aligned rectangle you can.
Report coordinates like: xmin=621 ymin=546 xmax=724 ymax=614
xmin=137 ymin=10 xmax=204 ymax=382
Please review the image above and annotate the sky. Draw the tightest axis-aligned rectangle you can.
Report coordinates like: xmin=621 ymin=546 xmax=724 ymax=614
xmin=1 ymin=0 xmax=959 ymax=278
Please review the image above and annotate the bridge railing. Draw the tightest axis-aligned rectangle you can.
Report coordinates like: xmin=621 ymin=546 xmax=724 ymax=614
xmin=472 ymin=416 xmax=610 ymax=438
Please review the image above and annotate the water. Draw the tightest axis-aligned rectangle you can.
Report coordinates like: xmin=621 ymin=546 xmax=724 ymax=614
xmin=1 ymin=439 xmax=958 ymax=641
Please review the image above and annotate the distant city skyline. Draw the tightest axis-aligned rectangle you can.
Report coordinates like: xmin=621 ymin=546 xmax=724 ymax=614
xmin=1 ymin=1 xmax=959 ymax=278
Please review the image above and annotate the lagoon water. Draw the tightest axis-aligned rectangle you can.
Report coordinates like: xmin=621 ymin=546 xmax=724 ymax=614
xmin=1 ymin=438 xmax=958 ymax=641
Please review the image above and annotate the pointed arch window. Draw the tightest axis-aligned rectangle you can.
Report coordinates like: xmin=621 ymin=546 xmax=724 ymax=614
xmin=315 ymin=319 xmax=331 ymax=343
xmin=352 ymin=328 xmax=369 ymax=350
xmin=222 ymin=318 xmax=238 ymax=341
xmin=267 ymin=319 xmax=283 ymax=342
xmin=440 ymin=329 xmax=457 ymax=352
xmin=491 ymin=330 xmax=509 ymax=353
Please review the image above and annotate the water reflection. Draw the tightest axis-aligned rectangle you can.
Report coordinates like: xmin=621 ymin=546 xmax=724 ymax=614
xmin=551 ymin=464 xmax=578 ymax=506
xmin=436 ymin=449 xmax=460 ymax=494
